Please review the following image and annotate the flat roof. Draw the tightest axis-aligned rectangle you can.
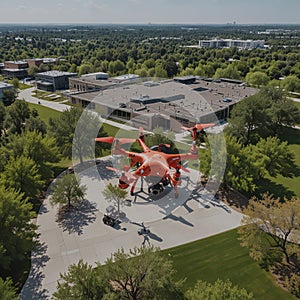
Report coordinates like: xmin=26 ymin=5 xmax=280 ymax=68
xmin=71 ymin=79 xmax=257 ymax=121
xmin=70 ymin=77 xmax=117 ymax=88
xmin=5 ymin=60 xmax=27 ymax=64
xmin=3 ymin=68 xmax=27 ymax=72
xmin=36 ymin=71 xmax=77 ymax=77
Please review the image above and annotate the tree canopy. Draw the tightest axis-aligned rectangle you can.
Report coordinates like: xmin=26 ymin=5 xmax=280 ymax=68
xmin=102 ymin=183 xmax=128 ymax=217
xmin=0 ymin=185 xmax=37 ymax=279
xmin=53 ymin=245 xmax=183 ymax=300
xmin=238 ymin=194 xmax=300 ymax=266
xmin=185 ymin=279 xmax=254 ymax=300
xmin=50 ymin=173 xmax=86 ymax=208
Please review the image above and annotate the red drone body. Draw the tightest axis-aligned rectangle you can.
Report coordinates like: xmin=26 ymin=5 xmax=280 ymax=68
xmin=95 ymin=128 xmax=199 ymax=197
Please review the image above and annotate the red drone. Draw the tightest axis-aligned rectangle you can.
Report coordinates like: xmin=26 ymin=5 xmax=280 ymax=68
xmin=182 ymin=123 xmax=215 ymax=141
xmin=95 ymin=128 xmax=199 ymax=198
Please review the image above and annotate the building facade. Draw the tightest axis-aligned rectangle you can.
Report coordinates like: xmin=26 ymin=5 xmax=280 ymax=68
xmin=35 ymin=71 xmax=77 ymax=92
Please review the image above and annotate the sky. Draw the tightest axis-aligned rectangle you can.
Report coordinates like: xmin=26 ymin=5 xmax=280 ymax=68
xmin=0 ymin=0 xmax=299 ymax=24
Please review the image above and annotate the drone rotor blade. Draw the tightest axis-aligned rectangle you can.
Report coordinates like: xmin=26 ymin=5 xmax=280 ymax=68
xmin=118 ymin=138 xmax=136 ymax=144
xmin=180 ymin=165 xmax=190 ymax=173
xmin=182 ymin=126 xmax=192 ymax=131
xmin=106 ymin=166 xmax=120 ymax=173
xmin=95 ymin=137 xmax=115 ymax=143
xmin=195 ymin=123 xmax=215 ymax=130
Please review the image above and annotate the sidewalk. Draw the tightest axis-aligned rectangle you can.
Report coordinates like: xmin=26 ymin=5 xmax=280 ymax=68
xmin=18 ymin=87 xmax=70 ymax=112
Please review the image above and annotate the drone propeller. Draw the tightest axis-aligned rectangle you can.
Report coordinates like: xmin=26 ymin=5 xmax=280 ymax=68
xmin=95 ymin=137 xmax=136 ymax=144
xmin=182 ymin=123 xmax=215 ymax=131
xmin=178 ymin=165 xmax=190 ymax=173
xmin=195 ymin=123 xmax=215 ymax=130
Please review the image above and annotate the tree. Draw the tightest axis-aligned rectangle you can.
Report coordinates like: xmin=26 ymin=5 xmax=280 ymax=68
xmin=50 ymin=174 xmax=86 ymax=208
xmin=1 ymin=155 xmax=44 ymax=199
xmin=0 ymin=185 xmax=37 ymax=279
xmin=226 ymin=93 xmax=271 ymax=145
xmin=245 ymin=71 xmax=270 ymax=87
xmin=282 ymin=75 xmax=300 ymax=93
xmin=49 ymin=107 xmax=106 ymax=164
xmin=5 ymin=130 xmax=60 ymax=180
xmin=10 ymin=78 xmax=19 ymax=90
xmin=163 ymin=58 xmax=178 ymax=77
xmin=201 ymin=136 xmax=260 ymax=192
xmin=102 ymin=183 xmax=128 ymax=217
xmin=73 ymin=109 xmax=107 ymax=164
xmin=268 ymin=96 xmax=300 ymax=134
xmin=0 ymin=277 xmax=18 ymax=300
xmin=49 ymin=107 xmax=82 ymax=160
xmin=78 ymin=63 xmax=94 ymax=76
xmin=185 ymin=279 xmax=254 ymax=300
xmin=4 ymin=100 xmax=30 ymax=134
xmin=24 ymin=115 xmax=47 ymax=136
xmin=27 ymin=65 xmax=39 ymax=77
xmin=214 ymin=64 xmax=241 ymax=80
xmin=52 ymin=260 xmax=107 ymax=300
xmin=154 ymin=65 xmax=167 ymax=78
xmin=102 ymin=245 xmax=183 ymax=299
xmin=238 ymin=194 xmax=300 ymax=266
xmin=260 ymin=86 xmax=300 ymax=134
xmin=2 ymin=89 xmax=17 ymax=106
xmin=253 ymin=137 xmax=296 ymax=178
xmin=227 ymin=86 xmax=300 ymax=142
xmin=54 ymin=245 xmax=183 ymax=300
xmin=0 ymin=101 xmax=5 ymax=136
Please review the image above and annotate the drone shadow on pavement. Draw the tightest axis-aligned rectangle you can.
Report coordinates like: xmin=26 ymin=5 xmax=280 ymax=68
xmin=56 ymin=199 xmax=98 ymax=235
xmin=19 ymin=241 xmax=50 ymax=300
xmin=162 ymin=212 xmax=194 ymax=227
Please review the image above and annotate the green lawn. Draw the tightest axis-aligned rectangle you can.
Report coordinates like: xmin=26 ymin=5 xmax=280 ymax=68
xmin=165 ymin=229 xmax=296 ymax=300
xmin=27 ymin=102 xmax=62 ymax=124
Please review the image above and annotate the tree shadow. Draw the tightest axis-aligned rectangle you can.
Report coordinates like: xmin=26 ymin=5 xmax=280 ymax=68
xmin=19 ymin=241 xmax=50 ymax=300
xmin=278 ymin=127 xmax=300 ymax=145
xmin=56 ymin=199 xmax=98 ymax=235
xmin=254 ymin=178 xmax=296 ymax=200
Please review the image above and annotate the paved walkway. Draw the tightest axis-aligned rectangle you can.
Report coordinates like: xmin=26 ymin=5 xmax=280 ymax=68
xmin=20 ymin=159 xmax=243 ymax=299
xmin=19 ymin=87 xmax=70 ymax=112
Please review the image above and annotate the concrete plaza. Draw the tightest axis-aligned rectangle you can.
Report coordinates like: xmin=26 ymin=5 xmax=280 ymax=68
xmin=20 ymin=158 xmax=243 ymax=299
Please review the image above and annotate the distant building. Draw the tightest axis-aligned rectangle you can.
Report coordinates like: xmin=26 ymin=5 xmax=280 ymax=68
xmin=69 ymin=73 xmax=139 ymax=93
xmin=26 ymin=58 xmax=44 ymax=68
xmin=174 ymin=75 xmax=196 ymax=84
xmin=199 ymin=38 xmax=265 ymax=49
xmin=2 ymin=60 xmax=28 ymax=79
xmin=0 ymin=63 xmax=4 ymax=74
xmin=4 ymin=60 xmax=28 ymax=69
xmin=35 ymin=71 xmax=77 ymax=92
xmin=81 ymin=72 xmax=109 ymax=80
xmin=69 ymin=77 xmax=117 ymax=92
xmin=26 ymin=57 xmax=57 ymax=67
xmin=0 ymin=82 xmax=14 ymax=101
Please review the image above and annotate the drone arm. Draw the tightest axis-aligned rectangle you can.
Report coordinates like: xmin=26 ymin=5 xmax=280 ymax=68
xmin=137 ymin=137 xmax=151 ymax=152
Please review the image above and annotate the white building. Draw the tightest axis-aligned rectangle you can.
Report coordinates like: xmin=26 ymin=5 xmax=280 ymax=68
xmin=199 ymin=38 xmax=265 ymax=49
